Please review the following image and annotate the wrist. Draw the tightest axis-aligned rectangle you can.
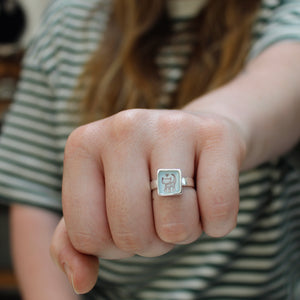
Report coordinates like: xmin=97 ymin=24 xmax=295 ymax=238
xmin=183 ymin=91 xmax=256 ymax=171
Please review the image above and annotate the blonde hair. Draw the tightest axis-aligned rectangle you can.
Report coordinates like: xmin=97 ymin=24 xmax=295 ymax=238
xmin=79 ymin=0 xmax=261 ymax=122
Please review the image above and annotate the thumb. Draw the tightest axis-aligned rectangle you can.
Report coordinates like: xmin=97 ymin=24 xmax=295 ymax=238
xmin=50 ymin=218 xmax=99 ymax=294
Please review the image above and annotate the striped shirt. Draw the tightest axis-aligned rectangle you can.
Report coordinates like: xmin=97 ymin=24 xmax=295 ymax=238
xmin=0 ymin=0 xmax=300 ymax=299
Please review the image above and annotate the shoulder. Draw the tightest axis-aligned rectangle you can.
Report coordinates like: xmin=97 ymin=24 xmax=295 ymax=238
xmin=25 ymin=0 xmax=111 ymax=87
xmin=249 ymin=0 xmax=300 ymax=59
xmin=43 ymin=0 xmax=110 ymax=21
xmin=27 ymin=0 xmax=111 ymax=68
xmin=256 ymin=0 xmax=300 ymax=23
xmin=31 ymin=0 xmax=111 ymax=53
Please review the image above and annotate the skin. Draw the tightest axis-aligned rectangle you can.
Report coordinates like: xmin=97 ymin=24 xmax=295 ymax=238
xmin=49 ymin=41 xmax=300 ymax=294
xmin=10 ymin=205 xmax=79 ymax=300
xmin=12 ymin=41 xmax=300 ymax=297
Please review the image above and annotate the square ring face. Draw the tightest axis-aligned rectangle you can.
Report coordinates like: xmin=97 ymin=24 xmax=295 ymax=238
xmin=157 ymin=169 xmax=182 ymax=196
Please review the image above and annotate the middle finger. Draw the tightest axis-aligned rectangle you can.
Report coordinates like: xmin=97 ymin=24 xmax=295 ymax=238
xmin=103 ymin=128 xmax=173 ymax=257
xmin=151 ymin=117 xmax=202 ymax=244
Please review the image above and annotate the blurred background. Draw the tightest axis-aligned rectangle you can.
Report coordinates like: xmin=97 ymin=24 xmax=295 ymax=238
xmin=0 ymin=0 xmax=48 ymax=298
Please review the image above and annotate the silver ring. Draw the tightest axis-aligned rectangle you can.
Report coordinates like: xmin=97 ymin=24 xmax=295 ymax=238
xmin=150 ymin=169 xmax=194 ymax=196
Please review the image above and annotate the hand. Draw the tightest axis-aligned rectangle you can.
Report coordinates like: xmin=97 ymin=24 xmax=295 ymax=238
xmin=51 ymin=108 xmax=246 ymax=294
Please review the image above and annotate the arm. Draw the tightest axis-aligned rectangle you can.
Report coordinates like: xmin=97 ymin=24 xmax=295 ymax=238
xmin=51 ymin=41 xmax=300 ymax=294
xmin=185 ymin=41 xmax=300 ymax=170
xmin=10 ymin=205 xmax=79 ymax=300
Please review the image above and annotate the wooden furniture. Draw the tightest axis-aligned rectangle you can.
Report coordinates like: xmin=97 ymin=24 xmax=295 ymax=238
xmin=0 ymin=49 xmax=23 ymax=298
xmin=0 ymin=49 xmax=23 ymax=123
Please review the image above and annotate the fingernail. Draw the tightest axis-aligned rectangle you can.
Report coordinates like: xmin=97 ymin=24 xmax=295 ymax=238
xmin=63 ymin=263 xmax=79 ymax=294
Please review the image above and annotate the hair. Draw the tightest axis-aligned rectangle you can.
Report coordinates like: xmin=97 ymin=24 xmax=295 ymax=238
xmin=79 ymin=0 xmax=261 ymax=122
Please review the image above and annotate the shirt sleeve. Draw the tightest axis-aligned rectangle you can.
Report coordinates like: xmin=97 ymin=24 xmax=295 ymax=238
xmin=249 ymin=0 xmax=300 ymax=59
xmin=0 ymin=4 xmax=66 ymax=212
xmin=0 ymin=0 xmax=110 ymax=212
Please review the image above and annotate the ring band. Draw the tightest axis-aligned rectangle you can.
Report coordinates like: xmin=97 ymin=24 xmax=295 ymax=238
xmin=151 ymin=169 xmax=194 ymax=196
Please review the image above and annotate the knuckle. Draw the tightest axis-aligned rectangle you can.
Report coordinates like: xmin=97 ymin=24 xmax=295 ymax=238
xmin=203 ymin=198 xmax=238 ymax=237
xmin=158 ymin=222 xmax=190 ymax=244
xmin=109 ymin=109 xmax=148 ymax=142
xmin=54 ymin=246 xmax=69 ymax=269
xmin=49 ymin=221 xmax=67 ymax=267
xmin=207 ymin=196 xmax=236 ymax=221
xmin=50 ymin=233 xmax=73 ymax=270
xmin=113 ymin=231 xmax=144 ymax=253
xmin=70 ymin=231 xmax=111 ymax=256
xmin=200 ymin=117 xmax=228 ymax=143
xmin=64 ymin=125 xmax=93 ymax=161
xmin=196 ymin=115 xmax=246 ymax=166
xmin=210 ymin=201 xmax=233 ymax=220
xmin=49 ymin=238 xmax=60 ymax=264
xmin=65 ymin=120 xmax=108 ymax=161
xmin=156 ymin=112 xmax=187 ymax=137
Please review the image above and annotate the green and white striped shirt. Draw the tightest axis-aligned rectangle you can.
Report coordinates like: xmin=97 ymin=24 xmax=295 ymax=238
xmin=1 ymin=0 xmax=300 ymax=299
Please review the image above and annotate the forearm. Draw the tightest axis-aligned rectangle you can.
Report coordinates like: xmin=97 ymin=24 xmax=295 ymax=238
xmin=10 ymin=205 xmax=80 ymax=300
xmin=185 ymin=41 xmax=300 ymax=170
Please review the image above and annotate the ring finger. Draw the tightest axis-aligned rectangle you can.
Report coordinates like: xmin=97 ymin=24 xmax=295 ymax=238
xmin=151 ymin=127 xmax=202 ymax=244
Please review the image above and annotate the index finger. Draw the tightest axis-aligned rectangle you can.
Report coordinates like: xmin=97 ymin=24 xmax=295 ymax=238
xmin=62 ymin=123 xmax=132 ymax=259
